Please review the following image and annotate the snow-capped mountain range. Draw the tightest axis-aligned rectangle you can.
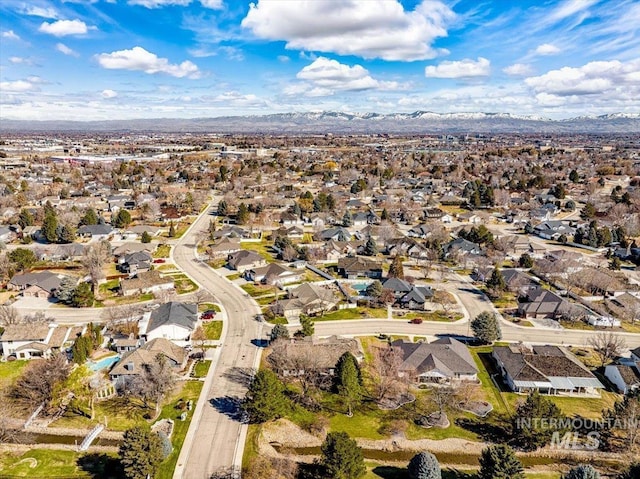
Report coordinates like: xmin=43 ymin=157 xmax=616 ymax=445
xmin=2 ymin=111 xmax=639 ymax=133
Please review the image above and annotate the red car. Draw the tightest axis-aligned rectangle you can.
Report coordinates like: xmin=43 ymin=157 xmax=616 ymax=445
xmin=409 ymin=318 xmax=423 ymax=324
xmin=201 ymin=311 xmax=216 ymax=320
xmin=153 ymin=258 xmax=166 ymax=264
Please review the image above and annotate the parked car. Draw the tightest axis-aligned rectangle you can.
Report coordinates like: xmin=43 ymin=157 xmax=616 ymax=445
xmin=409 ymin=318 xmax=423 ymax=324
xmin=153 ymin=258 xmax=166 ymax=263
xmin=201 ymin=310 xmax=216 ymax=320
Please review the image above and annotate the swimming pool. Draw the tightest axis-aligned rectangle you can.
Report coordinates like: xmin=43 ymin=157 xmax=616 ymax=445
xmin=88 ymin=355 xmax=120 ymax=371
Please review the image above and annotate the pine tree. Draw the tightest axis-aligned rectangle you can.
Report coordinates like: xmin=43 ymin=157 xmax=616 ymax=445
xmin=565 ymin=465 xmax=600 ymax=479
xmin=112 ymin=209 xmax=132 ymax=228
xmin=71 ymin=282 xmax=95 ymax=307
xmin=18 ymin=208 xmax=34 ymax=229
xmin=299 ymin=315 xmax=314 ymax=337
xmin=119 ymin=426 xmax=165 ymax=479
xmin=342 ymin=211 xmax=353 ymax=227
xmin=478 ymin=444 xmax=524 ymax=479
xmin=388 ymin=255 xmax=405 ymax=279
xmin=470 ymin=311 xmax=501 ymax=344
xmin=518 ymin=253 xmax=534 ymax=268
xmin=141 ymin=231 xmax=152 ymax=243
xmin=366 ymin=280 xmax=383 ymax=299
xmin=408 ymin=451 xmax=441 ymax=479
xmin=243 ymin=370 xmax=288 ymax=423
xmin=511 ymin=391 xmax=566 ymax=451
xmin=270 ymin=324 xmax=290 ymax=342
xmin=55 ymin=276 xmax=78 ymax=304
xmin=486 ymin=268 xmax=507 ymax=292
xmin=168 ymin=221 xmax=176 ymax=238
xmin=364 ymin=236 xmax=378 ymax=256
xmin=8 ymin=248 xmax=37 ymax=271
xmin=333 ymin=352 xmax=362 ymax=416
xmin=80 ymin=208 xmax=99 ymax=226
xmin=42 ymin=212 xmax=58 ymax=243
xmin=237 ymin=203 xmax=250 ymax=225
xmin=320 ymin=431 xmax=366 ymax=479
xmin=217 ymin=200 xmax=228 ymax=216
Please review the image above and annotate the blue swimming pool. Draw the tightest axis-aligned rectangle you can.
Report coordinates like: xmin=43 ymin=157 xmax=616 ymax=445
xmin=88 ymin=355 xmax=120 ymax=371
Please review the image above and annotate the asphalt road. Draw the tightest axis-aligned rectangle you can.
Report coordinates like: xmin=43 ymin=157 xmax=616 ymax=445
xmin=171 ymin=208 xmax=263 ymax=479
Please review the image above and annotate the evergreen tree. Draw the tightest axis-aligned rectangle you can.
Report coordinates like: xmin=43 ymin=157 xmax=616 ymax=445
xmin=342 ymin=211 xmax=353 ymax=227
xmin=565 ymin=465 xmax=600 ymax=479
xmin=388 ymin=255 xmax=405 ymax=279
xmin=470 ymin=311 xmax=501 ymax=344
xmin=72 ymin=335 xmax=92 ymax=364
xmin=18 ymin=208 xmax=34 ymax=229
xmin=8 ymin=248 xmax=37 ymax=271
xmin=486 ymin=268 xmax=507 ymax=292
xmin=364 ymin=236 xmax=378 ymax=256
xmin=168 ymin=221 xmax=176 ymax=238
xmin=333 ymin=352 xmax=362 ymax=416
xmin=112 ymin=209 xmax=132 ymax=228
xmin=478 ymin=444 xmax=524 ymax=479
xmin=217 ymin=200 xmax=228 ymax=216
xmin=381 ymin=208 xmax=389 ymax=221
xmin=270 ymin=324 xmax=290 ymax=342
xmin=299 ymin=315 xmax=314 ymax=337
xmin=71 ymin=282 xmax=94 ymax=307
xmin=366 ymin=280 xmax=383 ymax=299
xmin=42 ymin=212 xmax=58 ymax=243
xmin=511 ymin=391 xmax=566 ymax=451
xmin=617 ymin=462 xmax=640 ymax=479
xmin=581 ymin=202 xmax=596 ymax=220
xmin=54 ymin=276 xmax=78 ymax=304
xmin=141 ymin=231 xmax=152 ymax=243
xmin=408 ymin=451 xmax=441 ymax=479
xmin=79 ymin=208 xmax=99 ymax=226
xmin=208 ymin=219 xmax=217 ymax=240
xmin=518 ymin=254 xmax=534 ymax=268
xmin=244 ymin=369 xmax=288 ymax=423
xmin=320 ymin=431 xmax=366 ymax=479
xmin=569 ymin=169 xmax=579 ymax=182
xmin=237 ymin=203 xmax=250 ymax=225
xmin=58 ymin=224 xmax=76 ymax=243
xmin=119 ymin=426 xmax=165 ymax=479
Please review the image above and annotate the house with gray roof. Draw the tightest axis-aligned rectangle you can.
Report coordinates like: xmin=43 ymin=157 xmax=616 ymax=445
xmin=8 ymin=271 xmax=73 ymax=299
xmin=391 ymin=337 xmax=478 ymax=384
xmin=77 ymin=223 xmax=114 ymax=240
xmin=141 ymin=301 xmax=197 ymax=347
xmin=493 ymin=344 xmax=604 ymax=396
xmin=517 ymin=287 xmax=569 ymax=319
xmin=227 ymin=250 xmax=268 ymax=272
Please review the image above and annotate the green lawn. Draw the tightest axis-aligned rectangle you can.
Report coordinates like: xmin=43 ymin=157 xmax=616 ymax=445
xmin=153 ymin=244 xmax=172 ymax=258
xmin=240 ymin=282 xmax=277 ymax=297
xmin=240 ymin=241 xmax=275 ymax=262
xmin=174 ymin=277 xmax=198 ymax=294
xmin=203 ymin=321 xmax=223 ymax=340
xmin=198 ymin=303 xmax=221 ymax=313
xmin=0 ymin=449 xmax=119 ymax=478
xmin=314 ymin=307 xmax=388 ymax=321
xmin=0 ymin=360 xmax=28 ymax=388
xmin=192 ymin=360 xmax=211 ymax=378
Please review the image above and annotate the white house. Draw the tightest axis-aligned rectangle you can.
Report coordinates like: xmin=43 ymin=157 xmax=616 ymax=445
xmin=140 ymin=302 xmax=197 ymax=347
xmin=604 ymin=364 xmax=640 ymax=394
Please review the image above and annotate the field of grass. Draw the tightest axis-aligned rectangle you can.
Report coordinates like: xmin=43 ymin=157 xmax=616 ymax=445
xmin=192 ymin=360 xmax=211 ymax=378
xmin=0 ymin=360 xmax=28 ymax=389
xmin=203 ymin=321 xmax=223 ymax=340
xmin=314 ymin=307 xmax=388 ymax=321
xmin=153 ymin=244 xmax=172 ymax=258
xmin=173 ymin=276 xmax=198 ymax=294
xmin=198 ymin=302 xmax=221 ymax=313
xmin=0 ymin=449 xmax=120 ymax=478
xmin=240 ymin=282 xmax=277 ymax=297
xmin=240 ymin=241 xmax=275 ymax=262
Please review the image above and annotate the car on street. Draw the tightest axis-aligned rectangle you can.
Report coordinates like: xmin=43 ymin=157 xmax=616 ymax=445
xmin=201 ymin=310 xmax=216 ymax=320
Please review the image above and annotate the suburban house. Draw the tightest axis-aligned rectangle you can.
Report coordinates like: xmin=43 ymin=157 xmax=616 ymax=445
xmin=227 ymin=250 xmax=268 ymax=272
xmin=444 ymin=238 xmax=482 ymax=257
xmin=7 ymin=271 xmax=74 ymax=299
xmin=318 ymin=227 xmax=351 ymax=242
xmin=493 ymin=344 xmax=604 ymax=395
xmin=517 ymin=287 xmax=570 ymax=320
xmin=119 ymin=270 xmax=174 ymax=297
xmin=391 ymin=337 xmax=478 ymax=384
xmin=337 ymin=256 xmax=383 ymax=279
xmin=533 ymin=221 xmax=576 ymax=240
xmin=268 ymin=336 xmax=363 ymax=377
xmin=140 ymin=301 xmax=197 ymax=346
xmin=398 ymin=285 xmax=435 ymax=310
xmin=272 ymin=283 xmax=339 ymax=321
xmin=109 ymin=337 xmax=187 ymax=388
xmin=112 ymin=242 xmax=154 ymax=257
xmin=77 ymin=223 xmax=114 ymax=240
xmin=208 ymin=237 xmax=242 ymax=258
xmin=244 ymin=263 xmax=302 ymax=286
xmin=604 ymin=363 xmax=640 ymax=394
xmin=1 ymin=323 xmax=84 ymax=359
xmin=112 ymin=334 xmax=142 ymax=354
xmin=118 ymin=251 xmax=153 ymax=275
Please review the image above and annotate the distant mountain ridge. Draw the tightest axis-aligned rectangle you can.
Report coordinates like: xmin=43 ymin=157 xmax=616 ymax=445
xmin=2 ymin=111 xmax=639 ymax=133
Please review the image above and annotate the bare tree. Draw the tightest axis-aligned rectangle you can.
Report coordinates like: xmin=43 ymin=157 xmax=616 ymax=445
xmin=191 ymin=326 xmax=207 ymax=357
xmin=82 ymin=240 xmax=111 ymax=286
xmin=10 ymin=353 xmax=71 ymax=411
xmin=128 ymin=354 xmax=176 ymax=414
xmin=428 ymin=385 xmax=456 ymax=414
xmin=0 ymin=305 xmax=21 ymax=326
xmin=368 ymin=344 xmax=406 ymax=402
xmin=23 ymin=311 xmax=53 ymax=324
xmin=588 ymin=332 xmax=627 ymax=367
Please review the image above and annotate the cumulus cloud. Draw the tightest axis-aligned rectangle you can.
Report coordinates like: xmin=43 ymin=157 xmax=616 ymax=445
xmin=241 ymin=0 xmax=455 ymax=61
xmin=535 ymin=43 xmax=561 ymax=55
xmin=95 ymin=46 xmax=201 ymax=78
xmin=39 ymin=19 xmax=92 ymax=37
xmin=289 ymin=57 xmax=401 ymax=96
xmin=503 ymin=63 xmax=533 ymax=76
xmin=128 ymin=0 xmax=222 ymax=8
xmin=425 ymin=57 xmax=490 ymax=78
xmin=0 ymin=79 xmax=40 ymax=92
xmin=525 ymin=58 xmax=640 ymax=96
xmin=56 ymin=43 xmax=79 ymax=56
xmin=2 ymin=30 xmax=21 ymax=40
xmin=101 ymin=89 xmax=118 ymax=98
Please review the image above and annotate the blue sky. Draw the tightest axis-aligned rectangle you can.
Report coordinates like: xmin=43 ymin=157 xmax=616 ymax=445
xmin=1 ymin=0 xmax=639 ymax=120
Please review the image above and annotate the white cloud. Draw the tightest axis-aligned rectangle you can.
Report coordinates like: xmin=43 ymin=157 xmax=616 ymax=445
xmin=525 ymin=58 xmax=640 ymax=97
xmin=0 ymin=79 xmax=39 ymax=92
xmin=425 ymin=57 xmax=490 ymax=78
xmin=242 ymin=0 xmax=455 ymax=61
xmin=535 ymin=43 xmax=561 ymax=55
xmin=503 ymin=63 xmax=533 ymax=76
xmin=39 ymin=20 xmax=91 ymax=37
xmin=289 ymin=57 xmax=401 ymax=96
xmin=9 ymin=57 xmax=28 ymax=64
xmin=95 ymin=46 xmax=201 ymax=78
xmin=101 ymin=89 xmax=118 ymax=99
xmin=23 ymin=6 xmax=59 ymax=18
xmin=127 ymin=0 xmax=222 ymax=8
xmin=277 ymin=55 xmax=290 ymax=63
xmin=56 ymin=43 xmax=79 ymax=56
xmin=2 ymin=30 xmax=21 ymax=40
xmin=548 ymin=0 xmax=598 ymax=23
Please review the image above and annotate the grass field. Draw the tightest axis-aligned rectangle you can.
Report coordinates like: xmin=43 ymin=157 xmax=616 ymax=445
xmin=153 ymin=244 xmax=172 ymax=258
xmin=192 ymin=360 xmax=211 ymax=378
xmin=203 ymin=321 xmax=223 ymax=340
xmin=0 ymin=449 xmax=120 ymax=478
xmin=314 ymin=307 xmax=388 ymax=321
xmin=0 ymin=360 xmax=28 ymax=389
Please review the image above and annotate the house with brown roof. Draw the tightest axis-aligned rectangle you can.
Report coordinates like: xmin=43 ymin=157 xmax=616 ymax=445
xmin=227 ymin=250 xmax=268 ymax=272
xmin=604 ymin=363 xmax=640 ymax=395
xmin=1 ymin=323 xmax=83 ymax=359
xmin=208 ymin=237 xmax=241 ymax=258
xmin=8 ymin=271 xmax=75 ymax=299
xmin=517 ymin=287 xmax=570 ymax=320
xmin=337 ymin=256 xmax=382 ymax=279
xmin=245 ymin=263 xmax=302 ymax=286
xmin=109 ymin=337 xmax=187 ymax=388
xmin=119 ymin=270 xmax=174 ymax=297
xmin=391 ymin=338 xmax=478 ymax=384
xmin=272 ymin=283 xmax=339 ymax=321
xmin=493 ymin=344 xmax=604 ymax=396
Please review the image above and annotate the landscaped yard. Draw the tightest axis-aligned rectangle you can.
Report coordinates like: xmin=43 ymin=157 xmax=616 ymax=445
xmin=0 ymin=449 xmax=120 ymax=478
xmin=170 ymin=274 xmax=198 ymax=294
xmin=313 ymin=307 xmax=388 ymax=321
xmin=192 ymin=360 xmax=211 ymax=378
xmin=198 ymin=302 xmax=221 ymax=313
xmin=240 ymin=282 xmax=277 ymax=297
xmin=240 ymin=240 xmax=275 ymax=262
xmin=153 ymin=244 xmax=172 ymax=258
xmin=0 ymin=359 xmax=28 ymax=389
xmin=203 ymin=321 xmax=223 ymax=340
